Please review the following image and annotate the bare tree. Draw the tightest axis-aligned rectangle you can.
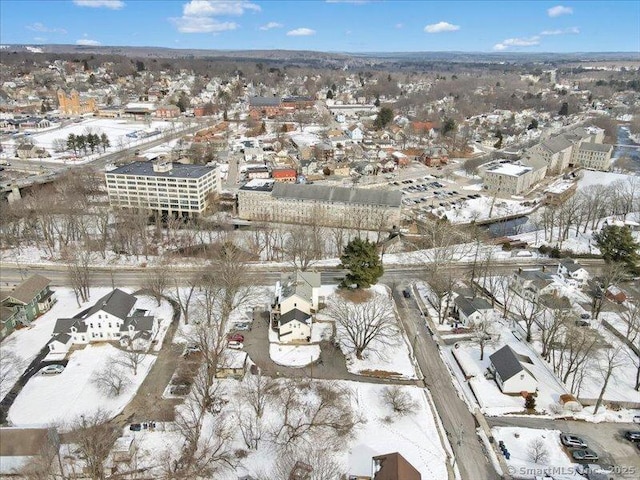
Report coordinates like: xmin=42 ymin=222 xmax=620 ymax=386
xmin=283 ymin=224 xmax=325 ymax=271
xmin=68 ymin=410 xmax=119 ymax=480
xmin=267 ymin=445 xmax=343 ymax=480
xmin=92 ymin=365 xmax=130 ymax=397
xmin=593 ymin=346 xmax=624 ymax=414
xmin=240 ymin=371 xmax=276 ymax=419
xmin=381 ymin=385 xmax=418 ymax=416
xmin=618 ymin=304 xmax=640 ymax=390
xmin=422 ymin=268 xmax=456 ymax=325
xmin=324 ymin=290 xmax=398 ymax=360
xmin=0 ymin=342 xmax=23 ymax=396
xmin=142 ymin=263 xmax=170 ymax=306
xmin=589 ymin=263 xmax=627 ymax=320
xmin=114 ymin=346 xmax=146 ymax=376
xmin=64 ymin=246 xmax=92 ymax=307
xmin=527 ymin=438 xmax=549 ymax=464
xmin=514 ymin=296 xmax=544 ymax=343
xmin=170 ymin=274 xmax=199 ymax=325
xmin=468 ymin=317 xmax=499 ymax=361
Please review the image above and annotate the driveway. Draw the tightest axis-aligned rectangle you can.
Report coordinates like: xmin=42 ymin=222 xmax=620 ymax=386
xmin=488 ymin=416 xmax=640 ymax=478
xmin=393 ymin=284 xmax=500 ymax=480
xmin=242 ymin=309 xmax=419 ymax=385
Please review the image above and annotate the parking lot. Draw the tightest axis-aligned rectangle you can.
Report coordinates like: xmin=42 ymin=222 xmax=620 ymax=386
xmin=387 ymin=175 xmax=483 ymax=213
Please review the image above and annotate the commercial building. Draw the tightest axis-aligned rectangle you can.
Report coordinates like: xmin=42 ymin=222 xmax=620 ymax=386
xmin=481 ymin=159 xmax=546 ymax=196
xmin=56 ymin=89 xmax=96 ymax=115
xmin=238 ymin=181 xmax=402 ymax=230
xmin=105 ymin=160 xmax=219 ymax=217
xmin=572 ymin=142 xmax=614 ymax=171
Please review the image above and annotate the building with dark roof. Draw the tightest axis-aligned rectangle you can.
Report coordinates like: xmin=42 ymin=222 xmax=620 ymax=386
xmin=48 ymin=289 xmax=157 ymax=353
xmin=105 ymin=160 xmax=220 ymax=217
xmin=489 ymin=345 xmax=537 ymax=394
xmin=1 ymin=275 xmax=55 ymax=338
xmin=238 ymin=182 xmax=402 ymax=229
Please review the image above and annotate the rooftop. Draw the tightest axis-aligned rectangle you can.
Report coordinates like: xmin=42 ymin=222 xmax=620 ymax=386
xmin=578 ymin=142 xmax=613 ymax=153
xmin=486 ymin=163 xmax=532 ymax=177
xmin=107 ymin=161 xmax=215 ymax=179
xmin=272 ymin=183 xmax=402 ymax=207
xmin=239 ymin=178 xmax=275 ymax=192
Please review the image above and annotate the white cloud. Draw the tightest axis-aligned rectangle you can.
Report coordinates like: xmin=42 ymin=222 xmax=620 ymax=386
xmin=493 ymin=36 xmax=540 ymax=51
xmin=26 ymin=22 xmax=67 ymax=34
xmin=395 ymin=23 xmax=403 ymax=29
xmin=259 ymin=21 xmax=283 ymax=31
xmin=286 ymin=27 xmax=316 ymax=36
xmin=33 ymin=37 xmax=46 ymax=42
xmin=540 ymin=26 xmax=580 ymax=35
xmin=171 ymin=17 xmax=238 ymax=33
xmin=76 ymin=38 xmax=101 ymax=46
xmin=183 ymin=0 xmax=260 ymax=16
xmin=424 ymin=21 xmax=460 ymax=33
xmin=547 ymin=5 xmax=573 ymax=17
xmin=73 ymin=0 xmax=125 ymax=9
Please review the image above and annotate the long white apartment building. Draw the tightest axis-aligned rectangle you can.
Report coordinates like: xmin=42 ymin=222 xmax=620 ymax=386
xmin=481 ymin=158 xmax=547 ymax=196
xmin=105 ymin=161 xmax=220 ymax=217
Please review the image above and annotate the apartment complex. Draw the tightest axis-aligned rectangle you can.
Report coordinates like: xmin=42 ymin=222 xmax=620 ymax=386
xmin=481 ymin=155 xmax=547 ymax=196
xmin=105 ymin=161 xmax=219 ymax=217
xmin=56 ymin=89 xmax=96 ymax=115
xmin=238 ymin=181 xmax=402 ymax=230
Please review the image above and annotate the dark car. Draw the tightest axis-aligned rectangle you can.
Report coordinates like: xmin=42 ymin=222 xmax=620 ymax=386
xmin=572 ymin=449 xmax=598 ymax=461
xmin=624 ymin=431 xmax=640 ymax=442
xmin=402 ymin=290 xmax=411 ymax=298
xmin=129 ymin=423 xmax=142 ymax=431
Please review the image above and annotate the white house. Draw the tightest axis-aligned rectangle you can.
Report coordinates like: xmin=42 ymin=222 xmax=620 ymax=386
xmin=557 ymin=259 xmax=590 ymax=286
xmin=277 ymin=308 xmax=312 ymax=343
xmin=346 ymin=125 xmax=363 ymax=142
xmin=272 ymin=271 xmax=321 ymax=343
xmin=453 ymin=296 xmax=493 ymax=326
xmin=48 ymin=289 xmax=157 ymax=353
xmin=489 ymin=345 xmax=537 ymax=394
xmin=511 ymin=268 xmax=558 ymax=301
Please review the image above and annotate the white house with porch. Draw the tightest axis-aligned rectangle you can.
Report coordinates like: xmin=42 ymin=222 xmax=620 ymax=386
xmin=271 ymin=271 xmax=321 ymax=343
xmin=557 ymin=259 xmax=590 ymax=286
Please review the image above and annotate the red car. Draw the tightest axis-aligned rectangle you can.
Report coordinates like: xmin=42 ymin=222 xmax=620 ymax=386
xmin=227 ymin=333 xmax=245 ymax=342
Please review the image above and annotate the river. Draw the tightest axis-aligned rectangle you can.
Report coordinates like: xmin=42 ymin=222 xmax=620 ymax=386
xmin=612 ymin=125 xmax=640 ymax=173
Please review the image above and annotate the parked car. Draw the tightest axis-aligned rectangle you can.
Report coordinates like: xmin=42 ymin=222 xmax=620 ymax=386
xmin=575 ymin=319 xmax=590 ymax=327
xmin=227 ymin=340 xmax=243 ymax=350
xmin=40 ymin=364 xmax=65 ymax=375
xmin=227 ymin=333 xmax=245 ymax=342
xmin=129 ymin=423 xmax=142 ymax=431
xmin=182 ymin=345 xmax=200 ymax=357
xmin=233 ymin=322 xmax=251 ymax=331
xmin=624 ymin=430 xmax=640 ymax=442
xmin=572 ymin=449 xmax=599 ymax=461
xmin=402 ymin=290 xmax=411 ymax=298
xmin=560 ymin=433 xmax=588 ymax=448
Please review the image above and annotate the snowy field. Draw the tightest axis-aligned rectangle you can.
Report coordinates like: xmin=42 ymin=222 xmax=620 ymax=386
xmin=2 ymin=118 xmax=180 ymax=163
xmin=125 ymin=379 xmax=449 ymax=480
xmin=8 ymin=343 xmax=155 ymax=427
xmin=0 ymin=287 xmax=113 ymax=400
xmin=435 ymin=195 xmax=539 ymax=224
xmin=577 ymin=170 xmax=635 ymax=188
xmin=269 ymin=343 xmax=320 ymax=367
xmin=492 ymin=427 xmax=584 ymax=480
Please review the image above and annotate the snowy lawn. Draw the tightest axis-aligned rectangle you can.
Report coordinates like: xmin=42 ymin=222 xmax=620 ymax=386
xmin=7 ymin=343 xmax=155 ymax=427
xmin=321 ymin=285 xmax=418 ymax=380
xmin=0 ymin=287 xmax=113 ymax=399
xmin=269 ymin=343 xmax=320 ymax=367
xmin=492 ymin=427 xmax=584 ymax=480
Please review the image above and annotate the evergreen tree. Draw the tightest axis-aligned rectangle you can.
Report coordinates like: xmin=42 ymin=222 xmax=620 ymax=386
xmin=100 ymin=133 xmax=110 ymax=152
xmin=373 ymin=106 xmax=393 ymax=129
xmin=593 ymin=225 xmax=640 ymax=273
xmin=339 ymin=238 xmax=383 ymax=289
xmin=558 ymin=102 xmax=569 ymax=116
xmin=67 ymin=133 xmax=78 ymax=155
xmin=176 ymin=93 xmax=190 ymax=113
xmin=442 ymin=117 xmax=456 ymax=136
xmin=374 ymin=96 xmax=381 ymax=107
xmin=493 ymin=129 xmax=503 ymax=149
xmin=527 ymin=119 xmax=539 ymax=130
xmin=223 ymin=109 xmax=228 ymax=121
xmin=326 ymin=89 xmax=334 ymax=100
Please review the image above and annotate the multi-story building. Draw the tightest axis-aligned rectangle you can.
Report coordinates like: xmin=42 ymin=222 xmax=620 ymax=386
xmin=105 ymin=161 xmax=219 ymax=217
xmin=481 ymin=158 xmax=547 ymax=196
xmin=238 ymin=182 xmax=402 ymax=230
xmin=572 ymin=142 xmax=613 ymax=171
xmin=528 ymin=136 xmax=574 ymax=174
xmin=57 ymin=89 xmax=96 ymax=115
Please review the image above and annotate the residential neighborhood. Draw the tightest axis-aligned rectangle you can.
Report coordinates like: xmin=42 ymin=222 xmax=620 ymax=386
xmin=1 ymin=1 xmax=640 ymax=479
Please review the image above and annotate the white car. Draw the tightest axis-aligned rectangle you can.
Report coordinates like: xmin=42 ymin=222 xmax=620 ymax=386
xmin=40 ymin=364 xmax=65 ymax=375
xmin=227 ymin=340 xmax=243 ymax=350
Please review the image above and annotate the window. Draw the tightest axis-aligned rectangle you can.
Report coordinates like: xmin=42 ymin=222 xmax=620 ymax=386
xmin=108 ymin=323 xmax=112 ymax=328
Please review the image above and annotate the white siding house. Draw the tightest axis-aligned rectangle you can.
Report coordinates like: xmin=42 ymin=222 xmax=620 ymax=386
xmin=489 ymin=345 xmax=537 ymax=394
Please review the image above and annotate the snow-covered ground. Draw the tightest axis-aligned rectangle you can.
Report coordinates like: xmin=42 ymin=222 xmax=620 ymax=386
xmin=0 ymin=287 xmax=113 ymax=400
xmin=577 ymin=170 xmax=635 ymax=189
xmin=269 ymin=343 xmax=320 ymax=367
xmin=447 ymin=336 xmax=569 ymax=416
xmin=125 ymin=379 xmax=449 ymax=480
xmin=8 ymin=343 xmax=155 ymax=427
xmin=436 ymin=195 xmax=539 ymax=224
xmin=2 ymin=118 xmax=180 ymax=164
xmin=492 ymin=427 xmax=584 ymax=480
xmin=129 ymin=295 xmax=175 ymax=351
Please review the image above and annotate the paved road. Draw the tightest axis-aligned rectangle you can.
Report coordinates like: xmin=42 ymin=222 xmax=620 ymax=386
xmin=488 ymin=416 xmax=640 ymax=478
xmin=393 ymin=284 xmax=501 ymax=480
xmin=0 ymin=258 xmax=605 ymax=288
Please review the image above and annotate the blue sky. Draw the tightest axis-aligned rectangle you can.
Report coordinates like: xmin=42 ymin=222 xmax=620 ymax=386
xmin=1 ymin=1 xmax=639 ymax=53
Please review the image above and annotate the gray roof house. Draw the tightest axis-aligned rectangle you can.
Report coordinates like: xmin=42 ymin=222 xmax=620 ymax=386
xmin=48 ymin=289 xmax=157 ymax=353
xmin=489 ymin=345 xmax=537 ymax=394
xmin=453 ymin=296 xmax=493 ymax=325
